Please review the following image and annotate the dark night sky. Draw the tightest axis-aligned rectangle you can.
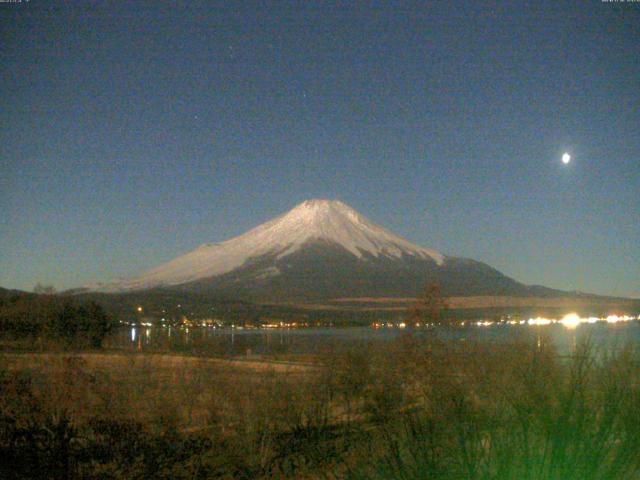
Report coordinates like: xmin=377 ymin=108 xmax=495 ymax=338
xmin=1 ymin=1 xmax=638 ymax=296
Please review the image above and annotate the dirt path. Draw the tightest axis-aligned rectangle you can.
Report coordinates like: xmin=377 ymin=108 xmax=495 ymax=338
xmin=1 ymin=351 xmax=317 ymax=373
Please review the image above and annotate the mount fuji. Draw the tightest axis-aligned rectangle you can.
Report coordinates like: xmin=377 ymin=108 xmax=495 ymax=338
xmin=89 ymin=199 xmax=554 ymax=301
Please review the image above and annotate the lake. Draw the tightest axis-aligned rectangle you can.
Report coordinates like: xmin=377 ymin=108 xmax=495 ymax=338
xmin=108 ymin=317 xmax=640 ymax=357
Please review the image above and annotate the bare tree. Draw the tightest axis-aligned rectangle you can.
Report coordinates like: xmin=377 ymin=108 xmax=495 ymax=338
xmin=408 ymin=283 xmax=449 ymax=327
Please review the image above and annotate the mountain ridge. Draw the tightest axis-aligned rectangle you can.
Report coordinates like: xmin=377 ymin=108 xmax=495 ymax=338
xmin=85 ymin=199 xmax=598 ymax=303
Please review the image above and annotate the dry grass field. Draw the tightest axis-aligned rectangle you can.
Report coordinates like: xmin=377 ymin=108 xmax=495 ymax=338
xmin=3 ymin=334 xmax=640 ymax=479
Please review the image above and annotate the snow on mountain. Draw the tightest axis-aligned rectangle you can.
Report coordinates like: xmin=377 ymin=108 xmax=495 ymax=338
xmin=92 ymin=199 xmax=444 ymax=292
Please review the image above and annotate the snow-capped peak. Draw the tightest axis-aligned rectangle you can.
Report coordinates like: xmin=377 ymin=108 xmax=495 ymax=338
xmin=92 ymin=199 xmax=444 ymax=292
xmin=261 ymin=199 xmax=442 ymax=261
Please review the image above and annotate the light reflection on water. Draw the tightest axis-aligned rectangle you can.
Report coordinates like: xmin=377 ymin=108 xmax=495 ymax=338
xmin=113 ymin=320 xmax=640 ymax=357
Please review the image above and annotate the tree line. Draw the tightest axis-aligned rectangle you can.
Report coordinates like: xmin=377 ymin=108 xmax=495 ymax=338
xmin=0 ymin=289 xmax=114 ymax=348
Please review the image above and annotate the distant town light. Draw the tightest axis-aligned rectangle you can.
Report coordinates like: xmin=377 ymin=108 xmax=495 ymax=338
xmin=528 ymin=317 xmax=552 ymax=326
xmin=559 ymin=313 xmax=581 ymax=330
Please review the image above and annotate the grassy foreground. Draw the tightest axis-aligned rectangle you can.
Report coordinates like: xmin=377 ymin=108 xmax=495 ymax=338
xmin=1 ymin=334 xmax=640 ymax=479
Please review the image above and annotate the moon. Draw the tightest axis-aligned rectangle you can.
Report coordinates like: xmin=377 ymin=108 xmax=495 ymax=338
xmin=562 ymin=153 xmax=571 ymax=164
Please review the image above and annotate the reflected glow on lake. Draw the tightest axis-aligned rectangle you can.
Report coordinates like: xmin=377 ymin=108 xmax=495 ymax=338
xmin=111 ymin=314 xmax=640 ymax=357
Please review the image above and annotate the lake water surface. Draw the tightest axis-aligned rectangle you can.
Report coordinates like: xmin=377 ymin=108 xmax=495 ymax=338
xmin=109 ymin=320 xmax=640 ymax=357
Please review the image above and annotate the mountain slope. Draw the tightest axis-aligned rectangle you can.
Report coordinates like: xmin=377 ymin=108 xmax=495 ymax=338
xmin=89 ymin=199 xmax=556 ymax=300
xmin=92 ymin=199 xmax=444 ymax=293
xmin=174 ymin=242 xmax=537 ymax=301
